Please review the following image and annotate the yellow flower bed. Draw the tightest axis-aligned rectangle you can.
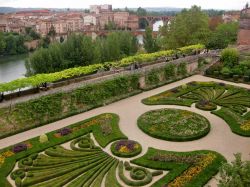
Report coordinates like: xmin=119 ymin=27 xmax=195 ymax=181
xmin=2 ymin=150 xmax=14 ymax=157
xmin=148 ymin=92 xmax=172 ymax=101
xmin=0 ymin=150 xmax=15 ymax=166
xmin=0 ymin=155 xmax=5 ymax=165
xmin=168 ymin=153 xmax=216 ymax=187
xmin=240 ymin=120 xmax=250 ymax=131
xmin=119 ymin=146 xmax=130 ymax=153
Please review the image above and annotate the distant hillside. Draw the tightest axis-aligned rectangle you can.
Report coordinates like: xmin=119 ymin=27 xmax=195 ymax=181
xmin=0 ymin=7 xmax=85 ymax=13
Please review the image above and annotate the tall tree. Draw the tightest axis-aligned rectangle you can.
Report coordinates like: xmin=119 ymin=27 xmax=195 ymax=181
xmin=160 ymin=5 xmax=210 ymax=49
xmin=206 ymin=22 xmax=239 ymax=49
xmin=144 ymin=27 xmax=159 ymax=53
xmin=0 ymin=32 xmax=6 ymax=55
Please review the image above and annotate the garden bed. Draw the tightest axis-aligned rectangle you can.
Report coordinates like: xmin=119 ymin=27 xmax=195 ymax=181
xmin=137 ymin=109 xmax=210 ymax=141
xmin=142 ymin=81 xmax=250 ymax=136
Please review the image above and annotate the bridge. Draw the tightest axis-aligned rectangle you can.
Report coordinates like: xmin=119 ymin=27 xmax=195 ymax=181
xmin=139 ymin=16 xmax=172 ymax=28
xmin=84 ymin=30 xmax=159 ymax=37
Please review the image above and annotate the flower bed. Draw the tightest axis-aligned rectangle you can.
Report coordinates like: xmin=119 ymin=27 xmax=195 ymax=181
xmin=137 ymin=109 xmax=210 ymax=141
xmin=131 ymin=148 xmax=226 ymax=187
xmin=195 ymin=99 xmax=217 ymax=111
xmin=142 ymin=81 xmax=250 ymax=136
xmin=111 ymin=140 xmax=142 ymax=157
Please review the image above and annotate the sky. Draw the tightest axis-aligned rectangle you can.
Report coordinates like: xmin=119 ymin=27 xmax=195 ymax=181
xmin=0 ymin=0 xmax=249 ymax=10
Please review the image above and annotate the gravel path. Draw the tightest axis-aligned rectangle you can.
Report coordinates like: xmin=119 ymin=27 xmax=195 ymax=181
xmin=1 ymin=75 xmax=250 ymax=187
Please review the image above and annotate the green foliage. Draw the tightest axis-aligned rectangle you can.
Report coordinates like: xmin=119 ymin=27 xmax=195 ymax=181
xmin=177 ymin=62 xmax=187 ymax=75
xmin=0 ymin=44 xmax=203 ymax=93
xmin=164 ymin=63 xmax=176 ymax=78
xmin=0 ymin=75 xmax=140 ymax=138
xmin=131 ymin=148 xmax=226 ymax=187
xmin=110 ymin=140 xmax=142 ymax=158
xmin=39 ymin=134 xmax=49 ymax=143
xmin=144 ymin=27 xmax=159 ymax=53
xmin=206 ymin=22 xmax=239 ymax=49
xmin=0 ymin=113 xmax=126 ymax=186
xmin=218 ymin=153 xmax=250 ymax=187
xmin=0 ymin=32 xmax=28 ymax=56
xmin=220 ymin=67 xmax=232 ymax=76
xmin=160 ymin=6 xmax=210 ymax=49
xmin=143 ymin=81 xmax=250 ymax=137
xmin=220 ymin=48 xmax=240 ymax=68
xmin=137 ymin=109 xmax=210 ymax=141
xmin=145 ymin=69 xmax=161 ymax=85
xmin=26 ymin=32 xmax=138 ymax=75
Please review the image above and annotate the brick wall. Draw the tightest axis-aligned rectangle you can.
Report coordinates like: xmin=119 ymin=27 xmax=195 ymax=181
xmin=237 ymin=29 xmax=250 ymax=45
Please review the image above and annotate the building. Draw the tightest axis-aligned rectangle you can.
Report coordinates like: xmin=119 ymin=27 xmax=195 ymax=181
xmin=237 ymin=8 xmax=250 ymax=45
xmin=222 ymin=11 xmax=240 ymax=23
xmin=90 ymin=4 xmax=112 ymax=14
xmin=99 ymin=12 xmax=114 ymax=29
xmin=127 ymin=15 xmax=139 ymax=30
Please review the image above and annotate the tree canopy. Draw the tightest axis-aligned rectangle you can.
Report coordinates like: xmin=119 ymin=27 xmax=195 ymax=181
xmin=160 ymin=5 xmax=210 ymax=49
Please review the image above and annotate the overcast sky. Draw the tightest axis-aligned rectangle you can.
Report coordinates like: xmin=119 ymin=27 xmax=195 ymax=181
xmin=0 ymin=0 xmax=249 ymax=10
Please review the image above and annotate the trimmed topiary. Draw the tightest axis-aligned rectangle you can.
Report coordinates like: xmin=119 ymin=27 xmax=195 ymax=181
xmin=39 ymin=134 xmax=49 ymax=143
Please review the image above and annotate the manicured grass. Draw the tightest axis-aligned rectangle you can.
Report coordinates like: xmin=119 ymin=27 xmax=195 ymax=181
xmin=137 ymin=109 xmax=210 ymax=141
xmin=142 ymin=81 xmax=250 ymax=137
xmin=111 ymin=140 xmax=142 ymax=158
xmin=131 ymin=147 xmax=226 ymax=187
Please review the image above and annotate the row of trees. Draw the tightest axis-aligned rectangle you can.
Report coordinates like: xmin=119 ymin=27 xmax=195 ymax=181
xmin=0 ymin=28 xmax=41 ymax=56
xmin=26 ymin=32 xmax=138 ymax=75
xmin=0 ymin=32 xmax=28 ymax=55
xmin=159 ymin=6 xmax=239 ymax=50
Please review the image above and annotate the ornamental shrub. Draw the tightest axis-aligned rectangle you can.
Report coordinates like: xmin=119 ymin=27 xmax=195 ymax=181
xmin=231 ymin=66 xmax=243 ymax=76
xmin=164 ymin=63 xmax=176 ymax=78
xmin=177 ymin=62 xmax=187 ymax=75
xmin=220 ymin=48 xmax=239 ymax=68
xmin=218 ymin=153 xmax=250 ymax=187
xmin=220 ymin=67 xmax=232 ymax=76
xmin=39 ymin=134 xmax=49 ymax=143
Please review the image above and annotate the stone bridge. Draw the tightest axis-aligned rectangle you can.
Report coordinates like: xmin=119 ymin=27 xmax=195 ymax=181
xmin=139 ymin=16 xmax=172 ymax=27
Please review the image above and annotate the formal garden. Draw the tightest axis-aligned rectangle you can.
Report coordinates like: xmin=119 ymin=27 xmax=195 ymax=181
xmin=0 ymin=112 xmax=228 ymax=187
xmin=1 ymin=76 xmax=250 ymax=186
xmin=143 ymin=81 xmax=250 ymax=136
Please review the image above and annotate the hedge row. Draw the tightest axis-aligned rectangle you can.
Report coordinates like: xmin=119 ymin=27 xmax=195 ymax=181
xmin=0 ymin=44 xmax=205 ymax=93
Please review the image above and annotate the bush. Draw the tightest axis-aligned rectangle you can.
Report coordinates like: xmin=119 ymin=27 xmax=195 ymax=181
xmin=177 ymin=62 xmax=187 ymax=76
xmin=218 ymin=153 xmax=250 ymax=187
xmin=220 ymin=67 xmax=232 ymax=77
xmin=231 ymin=66 xmax=243 ymax=76
xmin=243 ymin=76 xmax=249 ymax=82
xmin=233 ymin=75 xmax=239 ymax=81
xmin=164 ymin=63 xmax=176 ymax=78
xmin=220 ymin=48 xmax=239 ymax=68
xmin=39 ymin=134 xmax=49 ymax=143
xmin=146 ymin=69 xmax=160 ymax=85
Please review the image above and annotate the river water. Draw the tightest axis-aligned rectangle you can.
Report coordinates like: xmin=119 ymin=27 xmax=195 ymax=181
xmin=0 ymin=54 xmax=27 ymax=83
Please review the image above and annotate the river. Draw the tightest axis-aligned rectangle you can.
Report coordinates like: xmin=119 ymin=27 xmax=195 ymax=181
xmin=0 ymin=54 xmax=27 ymax=83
